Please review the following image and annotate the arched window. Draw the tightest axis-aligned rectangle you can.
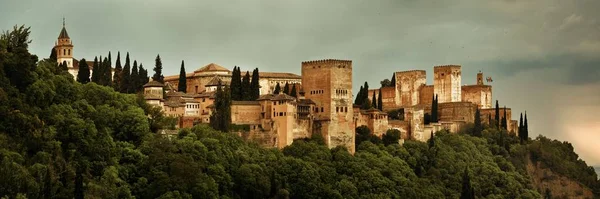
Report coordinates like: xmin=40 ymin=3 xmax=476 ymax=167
xmin=63 ymin=49 xmax=66 ymax=55
xmin=68 ymin=49 xmax=71 ymax=55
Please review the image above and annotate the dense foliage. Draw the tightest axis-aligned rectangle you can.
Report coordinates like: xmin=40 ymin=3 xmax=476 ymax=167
xmin=230 ymin=66 xmax=260 ymax=100
xmin=1 ymin=25 xmax=598 ymax=198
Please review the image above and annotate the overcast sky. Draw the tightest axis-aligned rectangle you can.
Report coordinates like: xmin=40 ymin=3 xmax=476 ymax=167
xmin=1 ymin=0 xmax=599 ymax=165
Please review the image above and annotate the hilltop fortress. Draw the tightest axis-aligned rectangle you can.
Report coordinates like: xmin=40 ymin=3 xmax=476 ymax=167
xmin=54 ymin=22 xmax=518 ymax=154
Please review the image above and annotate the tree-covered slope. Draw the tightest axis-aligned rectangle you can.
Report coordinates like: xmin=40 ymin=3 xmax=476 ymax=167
xmin=0 ymin=25 xmax=598 ymax=199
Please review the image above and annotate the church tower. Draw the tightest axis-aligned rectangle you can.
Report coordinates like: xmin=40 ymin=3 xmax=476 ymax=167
xmin=55 ymin=18 xmax=74 ymax=69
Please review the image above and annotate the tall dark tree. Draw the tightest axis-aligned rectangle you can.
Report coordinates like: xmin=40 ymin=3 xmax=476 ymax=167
xmin=230 ymin=66 xmax=242 ymax=100
xmin=283 ymin=82 xmax=290 ymax=95
xmin=108 ymin=51 xmax=112 ymax=67
xmin=524 ymin=111 xmax=529 ymax=141
xmin=428 ymin=131 xmax=435 ymax=148
xmin=519 ymin=113 xmax=524 ymax=142
xmin=242 ymin=71 xmax=251 ymax=100
xmin=473 ymin=108 xmax=482 ymax=137
xmin=76 ymin=58 xmax=90 ymax=84
xmin=49 ymin=47 xmax=57 ymax=61
xmin=377 ymin=89 xmax=383 ymax=111
xmin=97 ymin=56 xmax=104 ymax=85
xmin=371 ymin=91 xmax=377 ymax=109
xmin=152 ymin=54 xmax=164 ymax=83
xmin=290 ymin=84 xmax=297 ymax=98
xmin=390 ymin=73 xmax=396 ymax=87
xmin=102 ymin=56 xmax=112 ymax=87
xmin=460 ymin=167 xmax=475 ymax=199
xmin=120 ymin=53 xmax=131 ymax=93
xmin=360 ymin=99 xmax=372 ymax=110
xmin=250 ymin=68 xmax=260 ymax=100
xmin=138 ymin=63 xmax=148 ymax=88
xmin=501 ymin=106 xmax=508 ymax=130
xmin=274 ymin=82 xmax=281 ymax=94
xmin=91 ymin=56 xmax=99 ymax=83
xmin=130 ymin=61 xmax=139 ymax=93
xmin=355 ymin=86 xmax=364 ymax=105
xmin=178 ymin=60 xmax=187 ymax=93
xmin=112 ymin=52 xmax=122 ymax=91
xmin=488 ymin=114 xmax=492 ymax=128
xmin=210 ymin=81 xmax=231 ymax=132
xmin=495 ymin=100 xmax=500 ymax=129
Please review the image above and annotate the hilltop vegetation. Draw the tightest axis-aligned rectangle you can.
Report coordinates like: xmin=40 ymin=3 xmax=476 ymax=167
xmin=1 ymin=25 xmax=598 ymax=198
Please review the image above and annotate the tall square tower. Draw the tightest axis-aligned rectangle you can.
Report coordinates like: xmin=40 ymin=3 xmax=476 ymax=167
xmin=434 ymin=65 xmax=462 ymax=103
xmin=302 ymin=59 xmax=355 ymax=153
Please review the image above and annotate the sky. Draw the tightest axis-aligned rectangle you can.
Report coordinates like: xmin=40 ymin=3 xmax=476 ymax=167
xmin=1 ymin=0 xmax=599 ymax=165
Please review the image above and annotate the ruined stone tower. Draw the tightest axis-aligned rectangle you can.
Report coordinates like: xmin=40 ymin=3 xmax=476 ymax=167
xmin=301 ymin=59 xmax=355 ymax=153
xmin=55 ymin=18 xmax=73 ymax=69
xmin=434 ymin=65 xmax=462 ymax=103
xmin=394 ymin=70 xmax=427 ymax=107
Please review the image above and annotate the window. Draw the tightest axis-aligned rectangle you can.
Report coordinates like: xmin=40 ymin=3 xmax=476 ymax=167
xmin=336 ymin=107 xmax=339 ymax=112
xmin=63 ymin=49 xmax=66 ymax=55
xmin=68 ymin=49 xmax=70 ymax=55
xmin=321 ymin=107 xmax=324 ymax=112
xmin=345 ymin=107 xmax=348 ymax=112
xmin=195 ymin=86 xmax=198 ymax=93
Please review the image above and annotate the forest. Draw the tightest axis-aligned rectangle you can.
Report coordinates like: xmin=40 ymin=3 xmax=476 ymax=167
xmin=1 ymin=25 xmax=598 ymax=199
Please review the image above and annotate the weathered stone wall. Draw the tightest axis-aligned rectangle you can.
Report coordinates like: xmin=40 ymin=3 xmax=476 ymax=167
xmin=238 ymin=130 xmax=278 ymax=148
xmin=418 ymin=85 xmax=434 ymax=105
xmin=395 ymin=70 xmax=427 ymax=108
xmin=231 ymin=102 xmax=262 ymax=124
xmin=405 ymin=105 xmax=425 ymax=141
xmin=292 ymin=119 xmax=312 ymax=140
xmin=388 ymin=120 xmax=410 ymax=140
xmin=379 ymin=87 xmax=396 ymax=111
xmin=480 ymin=108 xmax=513 ymax=130
xmin=438 ymin=102 xmax=477 ymax=123
xmin=461 ymin=85 xmax=492 ymax=109
xmin=434 ymin=65 xmax=462 ymax=103
xmin=302 ymin=59 xmax=355 ymax=153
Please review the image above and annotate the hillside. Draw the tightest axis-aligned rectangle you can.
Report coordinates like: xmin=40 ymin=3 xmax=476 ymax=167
xmin=1 ymin=25 xmax=599 ymax=198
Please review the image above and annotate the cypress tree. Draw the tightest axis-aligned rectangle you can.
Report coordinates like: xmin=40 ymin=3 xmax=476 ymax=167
xmin=274 ymin=83 xmax=281 ymax=94
xmin=502 ymin=106 xmax=508 ymax=130
xmin=210 ymin=81 xmax=231 ymax=132
xmin=76 ymin=58 xmax=90 ymax=84
xmin=390 ymin=73 xmax=396 ymax=87
xmin=495 ymin=100 xmax=500 ymax=129
xmin=120 ymin=53 xmax=131 ymax=93
xmin=519 ymin=113 xmax=524 ymax=142
xmin=98 ymin=56 xmax=104 ymax=85
xmin=488 ymin=114 xmax=492 ymax=128
xmin=130 ymin=61 xmax=139 ymax=93
xmin=50 ymin=47 xmax=57 ymax=61
xmin=152 ymin=54 xmax=164 ymax=83
xmin=474 ymin=108 xmax=482 ymax=137
xmin=112 ymin=52 xmax=122 ymax=91
xmin=242 ymin=71 xmax=251 ymax=100
xmin=460 ymin=167 xmax=475 ymax=199
xmin=103 ymin=57 xmax=112 ymax=87
xmin=290 ymin=84 xmax=297 ymax=98
xmin=524 ymin=112 xmax=529 ymax=141
xmin=178 ymin=60 xmax=187 ymax=93
xmin=363 ymin=82 xmax=370 ymax=104
xmin=230 ymin=66 xmax=242 ymax=100
xmin=355 ymin=86 xmax=364 ymax=105
xmin=250 ymin=68 xmax=260 ymax=100
xmin=377 ymin=89 xmax=383 ymax=110
xmin=428 ymin=131 xmax=435 ymax=148
xmin=138 ymin=64 xmax=148 ymax=88
xmin=91 ymin=56 xmax=99 ymax=83
xmin=283 ymin=82 xmax=290 ymax=95
xmin=361 ymin=98 xmax=372 ymax=110
xmin=371 ymin=91 xmax=377 ymax=109
xmin=108 ymin=51 xmax=112 ymax=68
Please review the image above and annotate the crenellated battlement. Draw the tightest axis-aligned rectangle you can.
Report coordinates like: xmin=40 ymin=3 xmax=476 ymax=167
xmin=395 ymin=70 xmax=426 ymax=75
xmin=434 ymin=65 xmax=461 ymax=69
xmin=302 ymin=59 xmax=352 ymax=65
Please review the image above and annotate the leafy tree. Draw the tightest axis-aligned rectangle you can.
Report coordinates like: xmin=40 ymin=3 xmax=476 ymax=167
xmin=120 ymin=53 xmax=131 ymax=93
xmin=380 ymin=79 xmax=391 ymax=87
xmin=60 ymin=60 xmax=68 ymax=72
xmin=382 ymin=129 xmax=401 ymax=146
xmin=130 ymin=61 xmax=139 ymax=93
xmin=274 ymin=82 xmax=281 ymax=94
xmin=488 ymin=114 xmax=492 ymax=128
xmin=0 ymin=25 xmax=38 ymax=91
xmin=152 ymin=54 xmax=164 ymax=83
xmin=50 ymin=47 xmax=57 ymax=61
xmin=377 ymin=89 xmax=383 ymax=111
xmin=283 ymin=82 xmax=289 ymax=95
xmin=76 ymin=58 xmax=90 ymax=84
xmin=112 ymin=51 xmax=122 ymax=91
xmin=355 ymin=125 xmax=380 ymax=148
xmin=473 ymin=108 xmax=482 ymax=137
xmin=290 ymin=84 xmax=297 ymax=98
xmin=251 ymin=68 xmax=260 ymax=99
xmin=230 ymin=66 xmax=242 ymax=100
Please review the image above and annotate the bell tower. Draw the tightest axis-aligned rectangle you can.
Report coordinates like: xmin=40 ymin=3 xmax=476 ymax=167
xmin=477 ymin=71 xmax=484 ymax=85
xmin=55 ymin=17 xmax=74 ymax=69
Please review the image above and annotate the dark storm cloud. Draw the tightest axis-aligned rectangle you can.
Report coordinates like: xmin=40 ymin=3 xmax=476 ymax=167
xmin=1 ymin=0 xmax=599 ymax=164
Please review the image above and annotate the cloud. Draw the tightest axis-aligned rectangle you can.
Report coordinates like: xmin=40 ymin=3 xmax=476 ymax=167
xmin=559 ymin=14 xmax=584 ymax=30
